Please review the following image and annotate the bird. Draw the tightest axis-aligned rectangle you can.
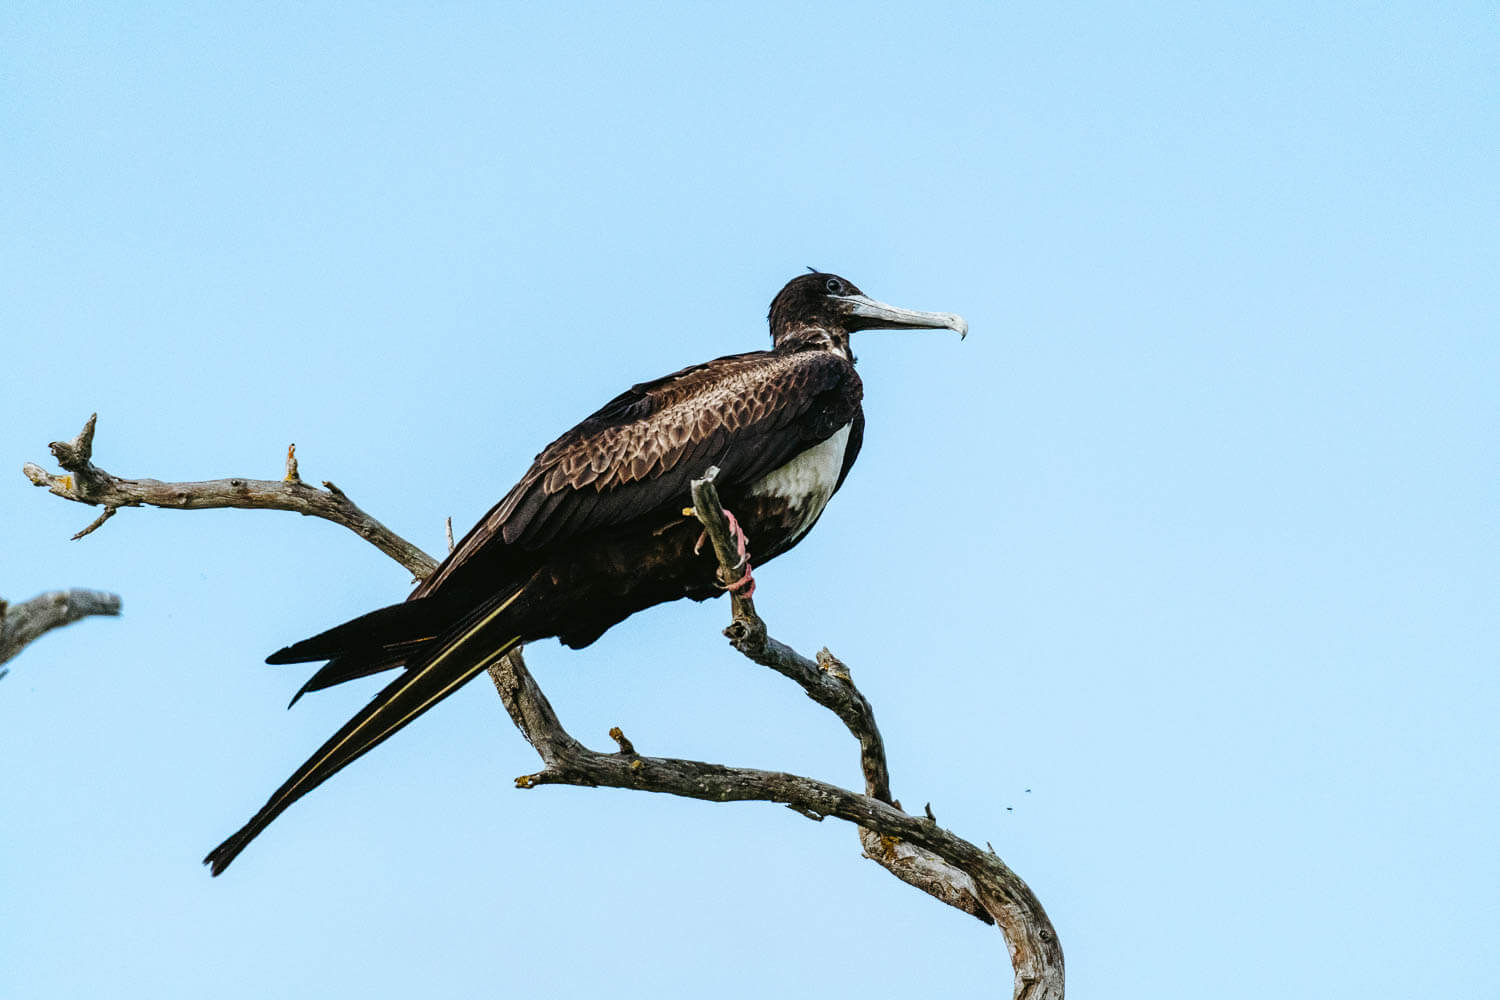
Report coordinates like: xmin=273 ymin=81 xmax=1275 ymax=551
xmin=204 ymin=271 xmax=967 ymax=875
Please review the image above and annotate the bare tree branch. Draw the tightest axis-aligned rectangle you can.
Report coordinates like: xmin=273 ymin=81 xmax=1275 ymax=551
xmin=691 ymin=469 xmax=892 ymax=802
xmin=23 ymin=416 xmax=1063 ymax=999
xmin=686 ymin=470 xmax=1063 ymax=997
xmin=0 ymin=589 xmax=123 ymax=675
xmin=23 ymin=414 xmax=437 ymax=578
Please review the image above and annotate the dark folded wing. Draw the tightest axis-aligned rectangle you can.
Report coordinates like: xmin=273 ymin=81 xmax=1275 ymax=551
xmin=412 ymin=348 xmax=860 ymax=598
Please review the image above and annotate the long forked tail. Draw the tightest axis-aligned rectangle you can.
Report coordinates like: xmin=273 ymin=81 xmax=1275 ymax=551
xmin=267 ymin=598 xmax=457 ymax=706
xmin=204 ymin=588 xmax=527 ymax=876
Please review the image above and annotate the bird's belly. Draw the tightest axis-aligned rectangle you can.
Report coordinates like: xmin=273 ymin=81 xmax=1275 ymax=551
xmin=746 ymin=422 xmax=852 ymax=545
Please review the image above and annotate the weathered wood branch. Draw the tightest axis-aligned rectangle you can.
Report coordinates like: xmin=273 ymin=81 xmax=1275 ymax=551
xmin=23 ymin=416 xmax=1063 ymax=999
xmin=687 ymin=470 xmax=1063 ymax=997
xmin=691 ymin=468 xmax=892 ymax=803
xmin=0 ymin=589 xmax=123 ymax=676
xmin=23 ymin=414 xmax=437 ymax=577
xmin=489 ymin=642 xmax=1065 ymax=999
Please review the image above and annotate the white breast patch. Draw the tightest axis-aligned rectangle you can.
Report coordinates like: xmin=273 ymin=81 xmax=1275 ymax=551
xmin=747 ymin=422 xmax=852 ymax=542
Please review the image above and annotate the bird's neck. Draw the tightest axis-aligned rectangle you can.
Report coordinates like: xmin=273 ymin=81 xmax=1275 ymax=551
xmin=772 ymin=325 xmax=855 ymax=363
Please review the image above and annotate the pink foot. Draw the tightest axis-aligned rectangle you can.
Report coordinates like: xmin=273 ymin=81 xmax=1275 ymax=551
xmin=724 ymin=566 xmax=755 ymax=598
xmin=695 ymin=508 xmax=756 ymax=598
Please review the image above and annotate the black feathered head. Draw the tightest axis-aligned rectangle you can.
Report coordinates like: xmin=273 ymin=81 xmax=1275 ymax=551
xmin=767 ymin=272 xmax=968 ymax=351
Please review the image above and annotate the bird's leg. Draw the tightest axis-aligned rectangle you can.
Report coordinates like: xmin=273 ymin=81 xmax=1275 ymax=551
xmin=717 ymin=508 xmax=756 ymax=597
xmin=693 ymin=507 xmax=756 ymax=598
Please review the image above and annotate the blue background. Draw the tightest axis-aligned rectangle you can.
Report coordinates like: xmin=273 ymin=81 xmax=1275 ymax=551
xmin=3 ymin=4 xmax=1495 ymax=997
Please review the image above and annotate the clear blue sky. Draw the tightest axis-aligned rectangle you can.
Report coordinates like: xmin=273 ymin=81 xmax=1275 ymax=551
xmin=3 ymin=3 xmax=1495 ymax=997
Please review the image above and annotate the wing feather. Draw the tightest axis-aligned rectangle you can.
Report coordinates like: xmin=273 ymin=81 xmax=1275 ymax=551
xmin=412 ymin=349 xmax=859 ymax=598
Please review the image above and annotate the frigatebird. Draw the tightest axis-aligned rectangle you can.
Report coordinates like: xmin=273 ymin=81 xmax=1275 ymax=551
xmin=204 ymin=272 xmax=967 ymax=875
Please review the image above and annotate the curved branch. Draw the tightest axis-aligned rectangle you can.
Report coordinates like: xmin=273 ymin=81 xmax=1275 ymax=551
xmin=691 ymin=469 xmax=892 ymax=802
xmin=487 ymin=636 xmax=1065 ymax=998
xmin=23 ymin=414 xmax=437 ymax=578
xmin=24 ymin=417 xmax=1063 ymax=999
xmin=0 ymin=589 xmax=123 ymax=674
xmin=694 ymin=469 xmax=1062 ymax=995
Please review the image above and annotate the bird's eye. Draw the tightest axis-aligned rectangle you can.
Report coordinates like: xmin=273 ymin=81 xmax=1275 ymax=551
xmin=825 ymin=278 xmax=844 ymax=294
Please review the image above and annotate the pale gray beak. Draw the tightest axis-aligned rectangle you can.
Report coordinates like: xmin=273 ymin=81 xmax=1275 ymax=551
xmin=835 ymin=294 xmax=969 ymax=340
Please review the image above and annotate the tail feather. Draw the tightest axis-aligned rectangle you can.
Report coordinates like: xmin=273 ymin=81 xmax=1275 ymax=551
xmin=285 ymin=643 xmax=426 ymax=708
xmin=265 ymin=597 xmax=451 ymax=665
xmin=205 ymin=588 xmax=527 ymax=876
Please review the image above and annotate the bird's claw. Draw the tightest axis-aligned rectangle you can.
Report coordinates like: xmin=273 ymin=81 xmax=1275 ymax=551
xmin=695 ymin=507 xmax=755 ymax=598
xmin=722 ymin=567 xmax=755 ymax=598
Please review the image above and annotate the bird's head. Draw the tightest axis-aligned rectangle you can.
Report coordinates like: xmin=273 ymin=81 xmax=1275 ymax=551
xmin=767 ymin=271 xmax=968 ymax=357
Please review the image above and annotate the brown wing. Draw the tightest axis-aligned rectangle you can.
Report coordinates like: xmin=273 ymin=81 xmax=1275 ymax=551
xmin=411 ymin=348 xmax=861 ymax=598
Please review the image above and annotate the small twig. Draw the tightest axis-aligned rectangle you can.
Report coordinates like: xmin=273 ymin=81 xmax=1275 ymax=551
xmin=71 ymin=505 xmax=117 ymax=541
xmin=608 ymin=726 xmax=637 ymax=756
xmin=0 ymin=589 xmax=123 ymax=669
xmin=24 ymin=414 xmax=437 ymax=579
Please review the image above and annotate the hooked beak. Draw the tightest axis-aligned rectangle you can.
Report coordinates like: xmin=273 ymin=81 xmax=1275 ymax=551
xmin=834 ymin=294 xmax=969 ymax=340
